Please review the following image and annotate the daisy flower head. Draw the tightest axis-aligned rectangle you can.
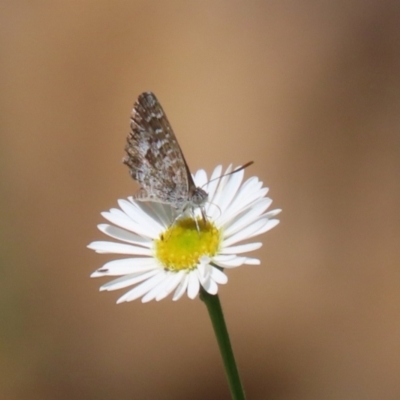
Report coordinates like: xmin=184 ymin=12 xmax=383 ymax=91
xmin=88 ymin=165 xmax=281 ymax=303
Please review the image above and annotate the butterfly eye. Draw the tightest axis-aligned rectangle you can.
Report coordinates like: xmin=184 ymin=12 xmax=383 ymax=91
xmin=191 ymin=188 xmax=208 ymax=207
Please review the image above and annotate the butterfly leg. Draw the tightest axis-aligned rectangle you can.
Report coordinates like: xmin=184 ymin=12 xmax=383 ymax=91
xmin=191 ymin=208 xmax=201 ymax=234
xmin=200 ymin=207 xmax=208 ymax=224
xmin=163 ymin=211 xmax=184 ymax=241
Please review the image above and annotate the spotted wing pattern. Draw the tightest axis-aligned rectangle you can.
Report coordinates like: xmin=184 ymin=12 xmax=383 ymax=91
xmin=123 ymin=92 xmax=199 ymax=210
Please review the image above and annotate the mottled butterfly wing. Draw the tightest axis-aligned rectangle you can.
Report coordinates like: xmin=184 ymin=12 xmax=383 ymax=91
xmin=123 ymin=92 xmax=207 ymax=211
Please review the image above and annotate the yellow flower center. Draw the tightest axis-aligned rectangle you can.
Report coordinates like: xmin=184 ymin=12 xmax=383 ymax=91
xmin=154 ymin=218 xmax=221 ymax=272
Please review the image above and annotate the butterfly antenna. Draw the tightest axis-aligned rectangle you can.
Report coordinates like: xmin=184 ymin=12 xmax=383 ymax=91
xmin=201 ymin=161 xmax=254 ymax=188
xmin=205 ymin=201 xmax=222 ymax=219
xmin=200 ymin=207 xmax=208 ymax=224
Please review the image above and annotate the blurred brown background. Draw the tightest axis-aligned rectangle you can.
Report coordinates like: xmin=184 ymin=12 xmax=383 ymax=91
xmin=1 ymin=1 xmax=400 ymax=399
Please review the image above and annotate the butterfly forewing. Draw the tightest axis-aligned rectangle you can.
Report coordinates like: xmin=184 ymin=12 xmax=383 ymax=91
xmin=123 ymin=92 xmax=207 ymax=212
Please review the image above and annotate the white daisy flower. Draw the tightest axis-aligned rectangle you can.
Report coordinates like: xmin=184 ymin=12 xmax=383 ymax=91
xmin=88 ymin=165 xmax=281 ymax=303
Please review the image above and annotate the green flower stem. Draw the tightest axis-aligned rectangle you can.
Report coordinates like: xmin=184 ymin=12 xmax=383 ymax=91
xmin=200 ymin=287 xmax=246 ymax=400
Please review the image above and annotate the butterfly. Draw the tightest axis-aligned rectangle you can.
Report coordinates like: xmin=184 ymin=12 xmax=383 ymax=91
xmin=123 ymin=92 xmax=208 ymax=220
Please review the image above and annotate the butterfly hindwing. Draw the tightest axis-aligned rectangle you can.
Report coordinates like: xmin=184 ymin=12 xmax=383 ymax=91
xmin=123 ymin=92 xmax=208 ymax=214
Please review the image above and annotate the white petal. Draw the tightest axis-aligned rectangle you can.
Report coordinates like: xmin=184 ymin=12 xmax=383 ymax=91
xmin=156 ymin=271 xmax=186 ymax=301
xmin=263 ymin=208 xmax=282 ymax=218
xmin=130 ymin=199 xmax=174 ymax=227
xmin=244 ymin=258 xmax=260 ymax=265
xmin=215 ymin=168 xmax=244 ymax=214
xmin=91 ymin=257 xmax=157 ymax=277
xmin=204 ymin=165 xmax=223 ymax=213
xmin=210 ymin=267 xmax=228 ymax=284
xmin=197 ymin=262 xmax=209 ymax=282
xmin=251 ymin=219 xmax=280 ymax=237
xmin=213 ymin=254 xmax=237 ymax=263
xmin=173 ymin=274 xmax=190 ymax=301
xmin=141 ymin=273 xmax=173 ymax=303
xmin=97 ymin=224 xmax=151 ymax=247
xmin=101 ymin=210 xmax=142 ymax=235
xmin=144 ymin=271 xmax=187 ymax=302
xmin=187 ymin=271 xmax=200 ymax=299
xmin=222 ymin=198 xmax=273 ymax=237
xmin=118 ymin=199 xmax=163 ymax=237
xmin=116 ymin=272 xmax=167 ymax=303
xmin=221 ymin=242 xmax=262 ymax=254
xmin=102 ymin=207 xmax=163 ymax=239
xmin=100 ymin=270 xmax=158 ymax=291
xmin=87 ymin=241 xmax=152 ymax=255
xmin=202 ymin=278 xmax=218 ymax=295
xmin=221 ymin=218 xmax=270 ymax=247
xmin=193 ymin=169 xmax=208 ymax=187
xmin=218 ymin=187 xmax=269 ymax=226
xmin=207 ymin=165 xmax=233 ymax=219
xmin=234 ymin=177 xmax=263 ymax=202
xmin=213 ymin=256 xmax=247 ymax=268
xmin=233 ymin=176 xmax=264 ymax=199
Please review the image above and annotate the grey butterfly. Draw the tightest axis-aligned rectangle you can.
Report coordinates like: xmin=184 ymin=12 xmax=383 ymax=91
xmin=123 ymin=92 xmax=208 ymax=220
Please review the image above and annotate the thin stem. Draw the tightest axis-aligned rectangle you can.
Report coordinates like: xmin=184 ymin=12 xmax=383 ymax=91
xmin=200 ymin=288 xmax=246 ymax=400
